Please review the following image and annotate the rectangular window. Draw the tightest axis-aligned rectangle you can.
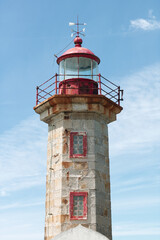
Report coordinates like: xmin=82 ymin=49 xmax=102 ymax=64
xmin=70 ymin=132 xmax=87 ymax=158
xmin=70 ymin=192 xmax=88 ymax=220
xmin=73 ymin=135 xmax=83 ymax=154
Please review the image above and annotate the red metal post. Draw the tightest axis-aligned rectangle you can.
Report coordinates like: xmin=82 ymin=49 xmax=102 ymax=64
xmin=78 ymin=79 xmax=80 ymax=95
xmin=36 ymin=86 xmax=39 ymax=105
xmin=55 ymin=73 xmax=57 ymax=94
xmin=98 ymin=74 xmax=101 ymax=95
xmin=118 ymin=86 xmax=120 ymax=105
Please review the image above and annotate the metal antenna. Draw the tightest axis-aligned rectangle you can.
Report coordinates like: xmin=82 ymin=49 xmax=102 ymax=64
xmin=77 ymin=16 xmax=79 ymax=37
xmin=69 ymin=17 xmax=87 ymax=38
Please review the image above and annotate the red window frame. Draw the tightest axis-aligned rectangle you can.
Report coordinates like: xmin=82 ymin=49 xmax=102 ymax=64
xmin=70 ymin=132 xmax=87 ymax=158
xmin=70 ymin=192 xmax=88 ymax=220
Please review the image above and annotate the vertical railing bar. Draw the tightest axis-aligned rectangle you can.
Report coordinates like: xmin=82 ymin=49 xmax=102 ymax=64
xmin=118 ymin=86 xmax=120 ymax=106
xmin=55 ymin=73 xmax=57 ymax=94
xmin=98 ymin=73 xmax=101 ymax=95
xmin=36 ymin=86 xmax=39 ymax=105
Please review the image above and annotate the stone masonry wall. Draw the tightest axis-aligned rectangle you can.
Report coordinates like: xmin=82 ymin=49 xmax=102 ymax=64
xmin=44 ymin=112 xmax=112 ymax=240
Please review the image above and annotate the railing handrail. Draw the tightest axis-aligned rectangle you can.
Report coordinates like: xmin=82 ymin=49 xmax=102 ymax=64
xmin=101 ymin=75 xmax=119 ymax=88
xmin=36 ymin=73 xmax=123 ymax=106
xmin=38 ymin=75 xmax=55 ymax=88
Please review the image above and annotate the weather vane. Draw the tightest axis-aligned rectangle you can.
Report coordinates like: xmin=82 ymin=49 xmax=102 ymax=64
xmin=69 ymin=17 xmax=87 ymax=37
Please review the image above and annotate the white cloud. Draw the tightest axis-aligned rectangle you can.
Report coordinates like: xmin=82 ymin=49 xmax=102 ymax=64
xmin=130 ymin=10 xmax=160 ymax=31
xmin=112 ymin=196 xmax=160 ymax=210
xmin=0 ymin=233 xmax=43 ymax=240
xmin=112 ymin=175 xmax=159 ymax=193
xmin=0 ymin=200 xmax=44 ymax=210
xmin=109 ymin=63 xmax=160 ymax=240
xmin=0 ymin=210 xmax=44 ymax=240
xmin=109 ymin=63 xmax=160 ymax=156
xmin=0 ymin=115 xmax=47 ymax=195
xmin=113 ymin=223 xmax=160 ymax=236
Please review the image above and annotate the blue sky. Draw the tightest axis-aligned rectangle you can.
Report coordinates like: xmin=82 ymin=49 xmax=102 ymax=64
xmin=0 ymin=0 xmax=160 ymax=240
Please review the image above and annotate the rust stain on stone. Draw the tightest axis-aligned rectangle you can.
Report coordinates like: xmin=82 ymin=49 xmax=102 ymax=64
xmin=80 ymin=183 xmax=87 ymax=189
xmin=53 ymin=153 xmax=59 ymax=158
xmin=88 ymin=103 xmax=92 ymax=111
xmin=62 ymin=162 xmax=73 ymax=168
xmin=60 ymin=214 xmax=69 ymax=223
xmin=105 ymin=182 xmax=110 ymax=189
xmin=82 ymin=224 xmax=90 ymax=228
xmin=103 ymin=136 xmax=108 ymax=145
xmin=104 ymin=208 xmax=108 ymax=216
xmin=67 ymin=171 xmax=69 ymax=181
xmin=52 ymin=105 xmax=57 ymax=114
xmin=105 ymin=158 xmax=109 ymax=164
xmin=62 ymin=198 xmax=68 ymax=205
xmin=62 ymin=142 xmax=68 ymax=154
xmin=102 ymin=173 xmax=107 ymax=180
xmin=74 ymin=162 xmax=88 ymax=170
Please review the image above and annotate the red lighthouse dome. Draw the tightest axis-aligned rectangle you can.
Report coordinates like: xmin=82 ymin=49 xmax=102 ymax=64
xmin=57 ymin=36 xmax=100 ymax=95
xmin=57 ymin=37 xmax=100 ymax=64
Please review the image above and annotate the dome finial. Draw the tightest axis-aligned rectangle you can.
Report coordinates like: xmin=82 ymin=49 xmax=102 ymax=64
xmin=74 ymin=36 xmax=83 ymax=47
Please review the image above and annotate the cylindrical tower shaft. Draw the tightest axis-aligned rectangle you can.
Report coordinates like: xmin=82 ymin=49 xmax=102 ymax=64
xmin=44 ymin=111 xmax=112 ymax=240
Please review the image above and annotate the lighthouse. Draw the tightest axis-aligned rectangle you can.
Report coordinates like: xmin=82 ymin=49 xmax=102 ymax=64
xmin=34 ymin=21 xmax=123 ymax=240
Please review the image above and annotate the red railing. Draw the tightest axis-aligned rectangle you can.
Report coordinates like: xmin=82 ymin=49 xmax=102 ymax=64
xmin=36 ymin=74 xmax=123 ymax=106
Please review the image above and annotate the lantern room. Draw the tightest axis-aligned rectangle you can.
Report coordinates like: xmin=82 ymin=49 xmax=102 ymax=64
xmin=35 ymin=21 xmax=123 ymax=107
xmin=57 ymin=36 xmax=100 ymax=95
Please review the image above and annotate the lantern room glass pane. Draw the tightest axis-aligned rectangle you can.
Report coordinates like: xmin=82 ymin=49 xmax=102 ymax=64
xmin=59 ymin=61 xmax=65 ymax=81
xmin=65 ymin=58 xmax=78 ymax=79
xmin=79 ymin=58 xmax=99 ymax=80
xmin=59 ymin=57 xmax=99 ymax=81
xmin=79 ymin=57 xmax=91 ymax=77
xmin=59 ymin=58 xmax=78 ymax=81
xmin=92 ymin=60 xmax=99 ymax=81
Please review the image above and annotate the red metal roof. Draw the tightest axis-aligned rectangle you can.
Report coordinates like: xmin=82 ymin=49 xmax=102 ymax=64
xmin=57 ymin=37 xmax=100 ymax=64
xmin=62 ymin=46 xmax=95 ymax=55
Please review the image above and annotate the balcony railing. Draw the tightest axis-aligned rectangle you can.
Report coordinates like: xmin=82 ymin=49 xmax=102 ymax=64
xmin=36 ymin=74 xmax=123 ymax=106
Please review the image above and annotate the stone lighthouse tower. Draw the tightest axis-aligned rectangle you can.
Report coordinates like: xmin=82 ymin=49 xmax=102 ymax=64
xmin=34 ymin=21 xmax=123 ymax=240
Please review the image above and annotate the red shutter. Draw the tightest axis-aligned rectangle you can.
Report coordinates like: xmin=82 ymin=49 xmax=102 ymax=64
xmin=83 ymin=192 xmax=88 ymax=218
xmin=83 ymin=134 xmax=87 ymax=157
xmin=70 ymin=192 xmax=74 ymax=219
